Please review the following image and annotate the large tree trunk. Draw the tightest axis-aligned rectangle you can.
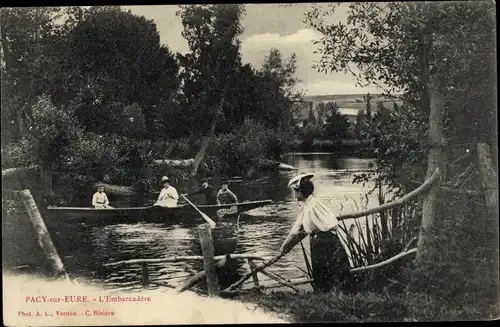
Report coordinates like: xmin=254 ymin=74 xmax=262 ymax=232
xmin=416 ymin=83 xmax=447 ymax=260
xmin=40 ymin=166 xmax=56 ymax=205
xmin=190 ymin=90 xmax=226 ymax=176
xmin=416 ymin=35 xmax=447 ymax=262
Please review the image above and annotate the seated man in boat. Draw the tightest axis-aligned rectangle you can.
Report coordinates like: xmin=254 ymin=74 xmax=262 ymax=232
xmin=153 ymin=176 xmax=179 ymax=207
xmin=92 ymin=184 xmax=113 ymax=209
xmin=216 ymin=180 xmax=238 ymax=205
xmin=181 ymin=178 xmax=217 ymax=205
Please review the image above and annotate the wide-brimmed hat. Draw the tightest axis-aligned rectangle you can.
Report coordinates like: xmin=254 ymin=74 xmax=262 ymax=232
xmin=288 ymin=173 xmax=314 ymax=189
xmin=160 ymin=176 xmax=170 ymax=183
xmin=94 ymin=182 xmax=105 ymax=189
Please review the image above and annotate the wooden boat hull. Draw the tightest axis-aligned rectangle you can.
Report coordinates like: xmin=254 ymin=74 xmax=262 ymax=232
xmin=46 ymin=200 xmax=272 ymax=225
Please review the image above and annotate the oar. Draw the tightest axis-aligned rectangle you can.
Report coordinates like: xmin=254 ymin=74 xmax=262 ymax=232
xmin=181 ymin=195 xmax=216 ymax=228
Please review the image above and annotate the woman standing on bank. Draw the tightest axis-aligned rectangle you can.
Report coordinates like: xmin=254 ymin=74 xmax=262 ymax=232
xmin=279 ymin=173 xmax=353 ymax=293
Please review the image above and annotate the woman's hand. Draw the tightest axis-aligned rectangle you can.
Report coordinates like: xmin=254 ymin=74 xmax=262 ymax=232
xmin=280 ymin=231 xmax=307 ymax=255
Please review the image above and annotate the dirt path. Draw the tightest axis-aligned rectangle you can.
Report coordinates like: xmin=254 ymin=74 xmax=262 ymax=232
xmin=3 ymin=273 xmax=289 ymax=325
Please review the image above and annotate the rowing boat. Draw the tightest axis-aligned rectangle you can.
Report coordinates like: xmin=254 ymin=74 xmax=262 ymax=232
xmin=46 ymin=200 xmax=273 ymax=225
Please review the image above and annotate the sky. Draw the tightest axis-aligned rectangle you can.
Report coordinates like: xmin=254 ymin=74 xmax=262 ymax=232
xmin=124 ymin=4 xmax=383 ymax=96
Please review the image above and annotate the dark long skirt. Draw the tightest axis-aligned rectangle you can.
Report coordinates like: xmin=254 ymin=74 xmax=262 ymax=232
xmin=310 ymin=231 xmax=352 ymax=293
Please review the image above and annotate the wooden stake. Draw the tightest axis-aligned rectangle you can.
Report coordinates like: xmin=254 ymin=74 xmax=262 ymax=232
xmin=20 ymin=189 xmax=69 ymax=280
xmin=198 ymin=223 xmax=219 ymax=297
xmin=259 ymin=269 xmax=300 ymax=293
xmin=175 ymin=258 xmax=226 ymax=294
xmin=141 ymin=263 xmax=150 ymax=289
xmin=247 ymin=259 xmax=260 ymax=290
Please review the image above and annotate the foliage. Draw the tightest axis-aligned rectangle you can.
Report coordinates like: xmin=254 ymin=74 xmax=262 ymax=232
xmin=60 ymin=7 xmax=180 ymax=139
xmin=247 ymin=49 xmax=303 ymax=129
xmin=204 ymin=119 xmax=292 ymax=176
xmin=300 ymin=123 xmax=325 ymax=146
xmin=1 ymin=6 xmax=181 ymax=142
xmin=175 ymin=6 xmax=301 ymax=136
xmin=354 ymin=110 xmax=366 ymax=140
xmin=323 ymin=102 xmax=349 ymax=142
xmin=334 ymin=189 xmax=421 ymax=293
xmin=261 ymin=48 xmax=304 ymax=102
xmin=304 ymin=1 xmax=496 ymax=192
xmin=1 ymin=7 xmax=62 ymax=144
xmin=401 ymin=188 xmax=499 ymax=312
xmin=314 ymin=102 xmax=330 ymax=126
xmin=176 ymin=4 xmax=246 ymax=136
xmin=2 ymin=96 xmax=83 ymax=169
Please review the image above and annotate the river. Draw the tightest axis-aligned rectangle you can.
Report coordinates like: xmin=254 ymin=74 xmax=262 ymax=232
xmin=4 ymin=154 xmax=380 ymax=292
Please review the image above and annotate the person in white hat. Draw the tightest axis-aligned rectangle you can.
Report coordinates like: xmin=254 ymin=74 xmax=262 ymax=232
xmin=92 ymin=183 xmax=113 ymax=209
xmin=280 ymin=173 xmax=352 ymax=293
xmin=153 ymin=176 xmax=179 ymax=207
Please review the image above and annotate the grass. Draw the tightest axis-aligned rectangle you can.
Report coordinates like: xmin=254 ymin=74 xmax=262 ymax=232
xmin=235 ymin=289 xmax=496 ymax=322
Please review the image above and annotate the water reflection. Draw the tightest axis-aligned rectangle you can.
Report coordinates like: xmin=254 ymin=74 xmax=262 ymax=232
xmin=49 ymin=155 xmax=379 ymax=290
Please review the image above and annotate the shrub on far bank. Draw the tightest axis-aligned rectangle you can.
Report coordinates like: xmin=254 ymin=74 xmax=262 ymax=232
xmin=205 ymin=119 xmax=292 ymax=176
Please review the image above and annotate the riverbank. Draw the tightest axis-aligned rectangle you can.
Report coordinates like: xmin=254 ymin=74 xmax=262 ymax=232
xmin=234 ymin=289 xmax=497 ymax=322
xmin=287 ymin=139 xmax=374 ymax=158
xmin=3 ymin=272 xmax=289 ymax=325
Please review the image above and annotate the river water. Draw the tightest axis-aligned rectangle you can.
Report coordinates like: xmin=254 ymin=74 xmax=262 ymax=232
xmin=5 ymin=154 xmax=380 ymax=292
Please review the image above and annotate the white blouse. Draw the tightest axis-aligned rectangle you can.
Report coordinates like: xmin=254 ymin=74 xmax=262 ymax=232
xmin=289 ymin=195 xmax=339 ymax=235
xmin=154 ymin=186 xmax=179 ymax=207
xmin=92 ymin=192 xmax=109 ymax=207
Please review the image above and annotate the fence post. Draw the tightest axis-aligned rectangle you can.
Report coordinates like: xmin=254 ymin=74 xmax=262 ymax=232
xmin=247 ymin=259 xmax=260 ymax=291
xmin=141 ymin=263 xmax=150 ymax=289
xmin=198 ymin=223 xmax=219 ymax=297
xmin=19 ymin=189 xmax=68 ymax=279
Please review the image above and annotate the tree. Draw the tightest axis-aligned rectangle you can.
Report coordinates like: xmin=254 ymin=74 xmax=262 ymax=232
xmin=315 ymin=102 xmax=330 ymax=126
xmin=1 ymin=7 xmax=61 ymax=144
xmin=364 ymin=93 xmax=372 ymax=118
xmin=57 ymin=6 xmax=180 ymax=139
xmin=308 ymin=106 xmax=317 ymax=125
xmin=251 ymin=48 xmax=303 ymax=129
xmin=261 ymin=48 xmax=303 ymax=102
xmin=176 ymin=4 xmax=246 ymax=137
xmin=324 ymin=102 xmax=349 ymax=141
xmin=354 ymin=109 xmax=366 ymax=140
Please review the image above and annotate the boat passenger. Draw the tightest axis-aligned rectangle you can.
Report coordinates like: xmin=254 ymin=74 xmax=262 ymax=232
xmin=279 ymin=173 xmax=352 ymax=293
xmin=216 ymin=180 xmax=238 ymax=205
xmin=153 ymin=176 xmax=179 ymax=207
xmin=181 ymin=178 xmax=217 ymax=205
xmin=92 ymin=184 xmax=113 ymax=209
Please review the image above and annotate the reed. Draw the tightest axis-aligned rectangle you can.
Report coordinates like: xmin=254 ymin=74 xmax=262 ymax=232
xmin=337 ymin=190 xmax=421 ymax=273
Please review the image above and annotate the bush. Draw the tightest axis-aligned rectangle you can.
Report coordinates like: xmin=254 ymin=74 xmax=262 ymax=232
xmin=205 ymin=118 xmax=292 ymax=176
xmin=400 ymin=190 xmax=499 ymax=319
